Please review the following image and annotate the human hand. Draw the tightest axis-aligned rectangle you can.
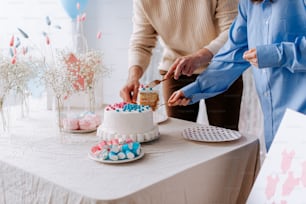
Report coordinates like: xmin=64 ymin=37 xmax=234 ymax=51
xmin=164 ymin=48 xmax=213 ymax=80
xmin=167 ymin=90 xmax=190 ymax=106
xmin=120 ymin=66 xmax=143 ymax=103
xmin=243 ymin=48 xmax=258 ymax=67
xmin=120 ymin=80 xmax=140 ymax=104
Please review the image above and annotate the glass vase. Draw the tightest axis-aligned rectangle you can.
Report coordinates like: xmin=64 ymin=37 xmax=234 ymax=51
xmin=55 ymin=95 xmax=65 ymax=133
xmin=60 ymin=89 xmax=101 ymax=134
xmin=20 ymin=90 xmax=30 ymax=118
xmin=0 ymin=98 xmax=11 ymax=137
xmin=72 ymin=17 xmax=88 ymax=54
xmin=15 ymin=88 xmax=30 ymax=119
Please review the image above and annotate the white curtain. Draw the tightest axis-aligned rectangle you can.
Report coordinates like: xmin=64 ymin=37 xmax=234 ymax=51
xmin=239 ymin=68 xmax=266 ymax=161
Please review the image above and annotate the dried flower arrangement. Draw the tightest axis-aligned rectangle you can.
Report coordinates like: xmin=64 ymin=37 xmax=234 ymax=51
xmin=14 ymin=11 xmax=109 ymax=101
xmin=41 ymin=12 xmax=109 ymax=130
xmin=0 ymin=2 xmax=109 ymax=134
xmin=0 ymin=35 xmax=41 ymax=133
xmin=0 ymin=28 xmax=43 ymax=101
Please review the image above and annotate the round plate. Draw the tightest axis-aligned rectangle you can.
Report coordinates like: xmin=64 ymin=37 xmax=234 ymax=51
xmin=88 ymin=150 xmax=145 ymax=164
xmin=141 ymin=132 xmax=160 ymax=143
xmin=63 ymin=128 xmax=97 ymax=134
xmin=182 ymin=125 xmax=242 ymax=142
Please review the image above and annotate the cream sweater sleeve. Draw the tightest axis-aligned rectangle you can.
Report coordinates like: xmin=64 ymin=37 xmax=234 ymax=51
xmin=128 ymin=0 xmax=238 ymax=72
xmin=128 ymin=0 xmax=158 ymax=72
xmin=204 ymin=0 xmax=239 ymax=55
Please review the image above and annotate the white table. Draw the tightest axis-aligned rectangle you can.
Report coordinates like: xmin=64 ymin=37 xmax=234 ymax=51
xmin=0 ymin=110 xmax=259 ymax=204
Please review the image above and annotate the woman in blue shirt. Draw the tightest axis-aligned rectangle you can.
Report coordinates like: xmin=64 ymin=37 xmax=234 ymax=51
xmin=165 ymin=0 xmax=306 ymax=151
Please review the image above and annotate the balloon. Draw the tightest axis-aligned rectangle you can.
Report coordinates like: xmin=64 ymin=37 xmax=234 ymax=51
xmin=60 ymin=0 xmax=89 ymax=19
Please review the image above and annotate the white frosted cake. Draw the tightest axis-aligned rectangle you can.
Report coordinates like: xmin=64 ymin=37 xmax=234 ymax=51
xmin=97 ymin=102 xmax=159 ymax=142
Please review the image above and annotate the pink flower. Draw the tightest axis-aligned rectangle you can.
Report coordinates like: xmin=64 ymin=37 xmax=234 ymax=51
xmin=76 ymin=2 xmax=80 ymax=10
xmin=11 ymin=57 xmax=16 ymax=64
xmin=46 ymin=36 xmax=50 ymax=45
xmin=97 ymin=31 xmax=102 ymax=39
xmin=9 ymin=35 xmax=14 ymax=47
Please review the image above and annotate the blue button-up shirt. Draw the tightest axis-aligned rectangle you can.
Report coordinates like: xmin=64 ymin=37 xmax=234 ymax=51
xmin=182 ymin=0 xmax=306 ymax=151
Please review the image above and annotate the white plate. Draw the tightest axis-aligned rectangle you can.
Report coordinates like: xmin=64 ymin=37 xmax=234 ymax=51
xmin=141 ymin=132 xmax=160 ymax=143
xmin=182 ymin=125 xmax=242 ymax=142
xmin=88 ymin=150 xmax=145 ymax=164
xmin=153 ymin=112 xmax=168 ymax=124
xmin=63 ymin=128 xmax=97 ymax=134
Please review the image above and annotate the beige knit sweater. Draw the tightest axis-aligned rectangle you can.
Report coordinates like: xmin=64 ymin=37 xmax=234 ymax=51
xmin=128 ymin=0 xmax=238 ymax=74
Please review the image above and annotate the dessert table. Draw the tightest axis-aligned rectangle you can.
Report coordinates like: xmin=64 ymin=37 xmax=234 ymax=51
xmin=0 ymin=109 xmax=260 ymax=204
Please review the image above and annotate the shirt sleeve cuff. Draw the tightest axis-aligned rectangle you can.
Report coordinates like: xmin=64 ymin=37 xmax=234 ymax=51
xmin=181 ymin=81 xmax=204 ymax=104
xmin=256 ymin=44 xmax=280 ymax=68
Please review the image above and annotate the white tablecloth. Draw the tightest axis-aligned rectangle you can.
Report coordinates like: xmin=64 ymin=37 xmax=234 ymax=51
xmin=0 ymin=110 xmax=259 ymax=204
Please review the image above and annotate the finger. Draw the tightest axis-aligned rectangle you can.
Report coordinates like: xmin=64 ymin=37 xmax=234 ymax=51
xmin=168 ymin=92 xmax=179 ymax=103
xmin=168 ymin=98 xmax=182 ymax=106
xmin=165 ymin=59 xmax=180 ymax=79
xmin=173 ymin=98 xmax=189 ymax=106
xmin=182 ymin=63 xmax=193 ymax=76
xmin=250 ymin=61 xmax=258 ymax=67
xmin=249 ymin=51 xmax=256 ymax=59
xmin=120 ymin=89 xmax=132 ymax=103
xmin=131 ymin=86 xmax=139 ymax=103
xmin=168 ymin=91 xmax=183 ymax=106
xmin=174 ymin=99 xmax=183 ymax=106
xmin=181 ymin=98 xmax=190 ymax=106
xmin=243 ymin=49 xmax=256 ymax=60
xmin=243 ymin=52 xmax=251 ymax=60
xmin=249 ymin=48 xmax=256 ymax=53
xmin=169 ymin=91 xmax=186 ymax=106
xmin=174 ymin=59 xmax=186 ymax=80
xmin=251 ymin=57 xmax=258 ymax=64
xmin=243 ymin=49 xmax=252 ymax=59
xmin=186 ymin=61 xmax=194 ymax=76
xmin=181 ymin=64 xmax=189 ymax=75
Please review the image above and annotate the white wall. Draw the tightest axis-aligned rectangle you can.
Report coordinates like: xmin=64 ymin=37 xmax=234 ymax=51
xmin=0 ymin=0 xmax=71 ymax=50
xmin=84 ymin=0 xmax=133 ymax=105
xmin=84 ymin=0 xmax=163 ymax=105
xmin=0 ymin=0 xmax=162 ymax=106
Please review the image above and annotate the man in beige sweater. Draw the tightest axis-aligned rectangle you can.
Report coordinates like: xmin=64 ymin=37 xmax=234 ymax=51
xmin=120 ymin=0 xmax=242 ymax=130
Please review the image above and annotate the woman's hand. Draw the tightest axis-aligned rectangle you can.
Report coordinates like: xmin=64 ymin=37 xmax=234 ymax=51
xmin=243 ymin=48 xmax=258 ymax=67
xmin=167 ymin=90 xmax=190 ymax=106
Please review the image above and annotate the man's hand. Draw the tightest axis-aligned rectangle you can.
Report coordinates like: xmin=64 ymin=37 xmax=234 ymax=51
xmin=164 ymin=48 xmax=213 ymax=80
xmin=120 ymin=66 xmax=143 ymax=103
xmin=167 ymin=90 xmax=190 ymax=106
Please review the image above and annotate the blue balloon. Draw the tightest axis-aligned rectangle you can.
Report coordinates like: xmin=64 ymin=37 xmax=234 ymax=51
xmin=60 ymin=0 xmax=89 ymax=19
